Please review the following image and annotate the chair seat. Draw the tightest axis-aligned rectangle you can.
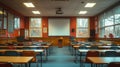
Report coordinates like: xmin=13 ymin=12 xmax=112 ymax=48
xmin=0 ymin=63 xmax=12 ymax=67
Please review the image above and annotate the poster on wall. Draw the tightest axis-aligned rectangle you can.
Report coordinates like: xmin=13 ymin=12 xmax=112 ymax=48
xmin=76 ymin=29 xmax=89 ymax=37
xmin=43 ymin=27 xmax=47 ymax=33
xmin=30 ymin=29 xmax=42 ymax=37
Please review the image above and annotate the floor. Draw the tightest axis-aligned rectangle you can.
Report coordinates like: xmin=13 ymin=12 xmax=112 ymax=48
xmin=14 ymin=46 xmax=92 ymax=67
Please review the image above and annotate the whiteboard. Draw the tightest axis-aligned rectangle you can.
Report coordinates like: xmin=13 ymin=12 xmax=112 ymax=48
xmin=48 ymin=18 xmax=70 ymax=36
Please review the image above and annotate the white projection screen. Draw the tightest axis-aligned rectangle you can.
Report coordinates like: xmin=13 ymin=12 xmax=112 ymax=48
xmin=48 ymin=18 xmax=70 ymax=36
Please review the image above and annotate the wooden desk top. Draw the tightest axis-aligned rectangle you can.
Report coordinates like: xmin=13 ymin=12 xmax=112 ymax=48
xmin=0 ymin=56 xmax=33 ymax=63
xmin=78 ymin=49 xmax=117 ymax=53
xmin=0 ymin=49 xmax=44 ymax=53
xmin=0 ymin=45 xmax=49 ymax=48
xmin=87 ymin=57 xmax=120 ymax=64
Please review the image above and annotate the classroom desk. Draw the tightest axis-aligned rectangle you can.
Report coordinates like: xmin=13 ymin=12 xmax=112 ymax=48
xmin=0 ymin=56 xmax=33 ymax=67
xmin=0 ymin=49 xmax=44 ymax=67
xmin=87 ymin=57 xmax=120 ymax=67
xmin=0 ymin=45 xmax=50 ymax=59
xmin=78 ymin=49 xmax=120 ymax=67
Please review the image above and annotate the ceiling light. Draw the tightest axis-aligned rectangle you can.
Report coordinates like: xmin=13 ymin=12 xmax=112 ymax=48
xmin=23 ymin=2 xmax=35 ymax=7
xmin=0 ymin=11 xmax=3 ymax=14
xmin=32 ymin=11 xmax=40 ymax=14
xmin=85 ymin=3 xmax=96 ymax=7
xmin=79 ymin=11 xmax=87 ymax=14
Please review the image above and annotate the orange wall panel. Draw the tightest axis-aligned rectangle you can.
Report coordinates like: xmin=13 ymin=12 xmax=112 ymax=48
xmin=70 ymin=17 xmax=76 ymax=37
xmin=42 ymin=17 xmax=48 ymax=38
xmin=20 ymin=17 xmax=25 ymax=29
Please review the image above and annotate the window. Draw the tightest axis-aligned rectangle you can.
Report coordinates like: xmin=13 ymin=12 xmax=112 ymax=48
xmin=29 ymin=18 xmax=42 ymax=37
xmin=3 ymin=10 xmax=7 ymax=29
xmin=0 ymin=7 xmax=3 ymax=29
xmin=76 ymin=18 xmax=89 ymax=37
xmin=99 ymin=5 xmax=120 ymax=38
xmin=14 ymin=17 xmax=20 ymax=29
xmin=8 ymin=13 xmax=14 ymax=33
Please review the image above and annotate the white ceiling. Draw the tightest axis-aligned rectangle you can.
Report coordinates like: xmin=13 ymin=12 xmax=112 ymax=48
xmin=0 ymin=0 xmax=119 ymax=17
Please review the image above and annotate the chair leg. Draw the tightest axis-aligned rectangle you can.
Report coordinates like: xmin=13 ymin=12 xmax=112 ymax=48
xmin=29 ymin=63 xmax=30 ymax=67
xmin=36 ymin=62 xmax=38 ymax=67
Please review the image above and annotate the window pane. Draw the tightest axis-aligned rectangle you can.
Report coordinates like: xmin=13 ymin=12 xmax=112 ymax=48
xmin=104 ymin=11 xmax=114 ymax=26
xmin=3 ymin=10 xmax=7 ymax=29
xmin=76 ymin=18 xmax=89 ymax=37
xmin=105 ymin=26 xmax=114 ymax=38
xmin=99 ymin=28 xmax=105 ymax=38
xmin=99 ymin=14 xmax=105 ymax=27
xmin=77 ymin=18 xmax=88 ymax=27
xmin=114 ymin=6 xmax=120 ymax=24
xmin=115 ymin=25 xmax=120 ymax=38
xmin=8 ymin=13 xmax=14 ymax=33
xmin=14 ymin=17 xmax=20 ymax=29
xmin=0 ymin=8 xmax=3 ymax=29
xmin=30 ymin=18 xmax=41 ymax=27
xmin=29 ymin=18 xmax=42 ymax=37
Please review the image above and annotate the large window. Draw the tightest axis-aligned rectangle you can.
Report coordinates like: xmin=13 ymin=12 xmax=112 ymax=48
xmin=76 ymin=18 xmax=89 ymax=37
xmin=99 ymin=5 xmax=120 ymax=38
xmin=29 ymin=18 xmax=42 ymax=37
xmin=14 ymin=17 xmax=20 ymax=29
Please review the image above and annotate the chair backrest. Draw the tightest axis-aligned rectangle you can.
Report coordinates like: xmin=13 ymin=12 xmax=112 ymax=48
xmin=0 ymin=63 xmax=12 ymax=67
xmin=22 ymin=51 xmax=36 ymax=56
xmin=110 ymin=46 xmax=119 ymax=50
xmin=86 ymin=50 xmax=99 ymax=62
xmin=104 ymin=51 xmax=117 ymax=57
xmin=4 ymin=51 xmax=20 ymax=56
xmin=7 ymin=46 xmax=16 ymax=49
xmin=90 ymin=45 xmax=98 ymax=49
xmin=108 ymin=62 xmax=120 ymax=67
xmin=21 ymin=51 xmax=37 ymax=62
xmin=79 ymin=45 xmax=87 ymax=49
xmin=86 ymin=50 xmax=99 ymax=57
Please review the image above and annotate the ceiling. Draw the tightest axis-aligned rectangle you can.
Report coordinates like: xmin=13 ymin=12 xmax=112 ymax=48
xmin=0 ymin=0 xmax=119 ymax=17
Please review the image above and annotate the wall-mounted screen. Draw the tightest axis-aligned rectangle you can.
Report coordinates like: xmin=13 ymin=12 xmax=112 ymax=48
xmin=48 ymin=18 xmax=70 ymax=36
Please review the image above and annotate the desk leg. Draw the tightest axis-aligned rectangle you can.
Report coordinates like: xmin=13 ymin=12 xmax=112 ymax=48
xmin=45 ymin=48 xmax=48 ymax=62
xmin=74 ymin=48 xmax=77 ymax=63
xmin=72 ymin=46 xmax=74 ymax=56
xmin=40 ymin=52 xmax=42 ymax=67
xmin=80 ymin=52 xmax=83 ymax=67
xmin=25 ymin=63 xmax=29 ymax=67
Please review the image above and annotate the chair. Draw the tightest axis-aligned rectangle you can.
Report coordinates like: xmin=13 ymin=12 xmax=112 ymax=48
xmin=104 ymin=51 xmax=117 ymax=57
xmin=108 ymin=62 xmax=120 ymax=67
xmin=90 ymin=45 xmax=98 ymax=49
xmin=4 ymin=51 xmax=20 ymax=56
xmin=81 ymin=50 xmax=99 ymax=67
xmin=0 ymin=63 xmax=12 ymax=67
xmin=79 ymin=45 xmax=88 ymax=49
xmin=110 ymin=46 xmax=119 ymax=50
xmin=21 ymin=51 xmax=38 ymax=67
xmin=7 ymin=46 xmax=16 ymax=50
xmin=85 ymin=50 xmax=99 ymax=62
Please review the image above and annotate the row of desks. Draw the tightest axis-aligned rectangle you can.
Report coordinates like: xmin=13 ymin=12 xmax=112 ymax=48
xmin=0 ymin=49 xmax=44 ymax=67
xmin=78 ymin=49 xmax=120 ymax=67
xmin=0 ymin=42 xmax=53 ymax=67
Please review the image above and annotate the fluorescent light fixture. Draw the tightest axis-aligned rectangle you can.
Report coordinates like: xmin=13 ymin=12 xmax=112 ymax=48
xmin=0 ymin=11 xmax=3 ymax=14
xmin=79 ymin=11 xmax=87 ymax=14
xmin=85 ymin=3 xmax=96 ymax=7
xmin=32 ymin=11 xmax=40 ymax=14
xmin=23 ymin=2 xmax=35 ymax=7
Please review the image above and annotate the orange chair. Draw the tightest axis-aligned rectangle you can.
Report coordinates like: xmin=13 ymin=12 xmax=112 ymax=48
xmin=0 ymin=63 xmax=12 ymax=67
xmin=108 ymin=62 xmax=120 ymax=67
xmin=81 ymin=50 xmax=99 ymax=67
xmin=21 ymin=51 xmax=38 ymax=67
